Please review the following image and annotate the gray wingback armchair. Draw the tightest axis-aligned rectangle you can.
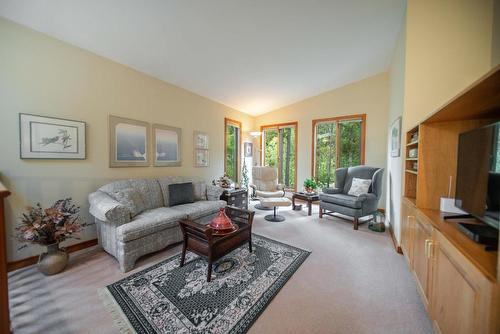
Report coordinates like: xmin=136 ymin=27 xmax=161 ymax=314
xmin=319 ymin=166 xmax=384 ymax=230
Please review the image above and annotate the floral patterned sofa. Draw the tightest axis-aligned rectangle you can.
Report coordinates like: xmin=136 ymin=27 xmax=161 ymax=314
xmin=88 ymin=177 xmax=225 ymax=272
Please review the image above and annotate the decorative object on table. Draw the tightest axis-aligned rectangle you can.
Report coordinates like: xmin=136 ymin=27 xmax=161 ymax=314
xmin=410 ymin=131 xmax=419 ymax=143
xmin=303 ymin=178 xmax=318 ymax=194
xmin=368 ymin=211 xmax=386 ymax=232
xmin=241 ymin=163 xmax=249 ymax=189
xmin=194 ymin=148 xmax=209 ymax=167
xmin=109 ymin=115 xmax=150 ymax=167
xmin=153 ymin=123 xmax=182 ymax=167
xmin=99 ymin=233 xmax=309 ymax=334
xmin=19 ymin=113 xmax=86 ymax=159
xmin=220 ymin=188 xmax=248 ymax=209
xmin=244 ymin=141 xmax=253 ymax=157
xmin=292 ymin=192 xmax=320 ymax=216
xmin=209 ymin=208 xmax=237 ymax=235
xmin=319 ymin=166 xmax=384 ymax=230
xmin=390 ymin=116 xmax=402 ymax=157
xmin=212 ymin=174 xmax=233 ymax=188
xmin=16 ymin=198 xmax=86 ymax=275
xmin=193 ymin=131 xmax=209 ymax=149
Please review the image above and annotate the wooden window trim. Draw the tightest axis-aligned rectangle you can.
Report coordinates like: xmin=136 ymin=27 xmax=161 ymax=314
xmin=260 ymin=121 xmax=298 ymax=191
xmin=224 ymin=117 xmax=242 ymax=182
xmin=311 ymin=114 xmax=366 ymax=178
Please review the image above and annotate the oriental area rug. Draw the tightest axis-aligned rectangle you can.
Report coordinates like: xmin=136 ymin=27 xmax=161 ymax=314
xmin=99 ymin=234 xmax=310 ymax=334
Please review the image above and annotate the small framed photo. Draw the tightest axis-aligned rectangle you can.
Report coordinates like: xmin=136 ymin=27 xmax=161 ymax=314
xmin=391 ymin=117 xmax=402 ymax=158
xmin=194 ymin=131 xmax=209 ymax=149
xmin=153 ymin=124 xmax=182 ymax=167
xmin=194 ymin=149 xmax=209 ymax=167
xmin=19 ymin=113 xmax=86 ymax=159
xmin=244 ymin=142 xmax=253 ymax=157
xmin=109 ymin=115 xmax=150 ymax=167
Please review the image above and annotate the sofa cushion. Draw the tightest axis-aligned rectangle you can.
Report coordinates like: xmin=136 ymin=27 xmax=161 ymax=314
xmin=169 ymin=200 xmax=226 ymax=220
xmin=108 ymin=188 xmax=146 ymax=218
xmin=347 ymin=178 xmax=372 ymax=197
xmin=116 ymin=207 xmax=187 ymax=242
xmin=158 ymin=176 xmax=194 ymax=207
xmin=169 ymin=182 xmax=195 ymax=206
xmin=192 ymin=181 xmax=208 ymax=201
xmin=129 ymin=179 xmax=164 ymax=211
xmin=319 ymin=193 xmax=364 ymax=209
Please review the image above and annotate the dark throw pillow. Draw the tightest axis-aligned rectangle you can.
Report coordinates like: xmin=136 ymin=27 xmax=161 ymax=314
xmin=168 ymin=182 xmax=194 ymax=206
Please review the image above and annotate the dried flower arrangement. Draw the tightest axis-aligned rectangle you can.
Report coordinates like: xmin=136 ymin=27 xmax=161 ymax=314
xmin=16 ymin=198 xmax=87 ymax=248
xmin=212 ymin=174 xmax=233 ymax=188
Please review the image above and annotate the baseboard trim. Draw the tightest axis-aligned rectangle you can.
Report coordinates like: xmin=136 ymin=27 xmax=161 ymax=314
xmin=387 ymin=222 xmax=403 ymax=254
xmin=7 ymin=238 xmax=98 ymax=272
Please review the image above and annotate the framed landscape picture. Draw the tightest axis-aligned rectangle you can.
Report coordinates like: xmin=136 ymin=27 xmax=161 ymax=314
xmin=194 ymin=131 xmax=209 ymax=149
xmin=391 ymin=117 xmax=402 ymax=157
xmin=109 ymin=115 xmax=150 ymax=167
xmin=153 ymin=124 xmax=182 ymax=167
xmin=194 ymin=149 xmax=209 ymax=167
xmin=19 ymin=113 xmax=86 ymax=159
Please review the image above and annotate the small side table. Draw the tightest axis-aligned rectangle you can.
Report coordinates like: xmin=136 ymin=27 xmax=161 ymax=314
xmin=292 ymin=192 xmax=320 ymax=216
xmin=220 ymin=188 xmax=248 ymax=210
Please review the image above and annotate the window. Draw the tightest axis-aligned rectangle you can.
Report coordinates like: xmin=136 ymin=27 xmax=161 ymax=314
xmin=312 ymin=114 xmax=365 ymax=187
xmin=224 ymin=118 xmax=241 ymax=181
xmin=261 ymin=122 xmax=297 ymax=190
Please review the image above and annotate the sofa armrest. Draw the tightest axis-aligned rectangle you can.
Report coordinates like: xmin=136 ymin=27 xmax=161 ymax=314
xmin=207 ymin=184 xmax=225 ymax=201
xmin=88 ymin=191 xmax=131 ymax=226
xmin=358 ymin=193 xmax=377 ymax=202
xmin=322 ymin=187 xmax=342 ymax=194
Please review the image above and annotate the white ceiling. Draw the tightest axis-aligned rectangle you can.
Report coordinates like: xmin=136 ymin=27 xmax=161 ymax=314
xmin=0 ymin=1 xmax=405 ymax=116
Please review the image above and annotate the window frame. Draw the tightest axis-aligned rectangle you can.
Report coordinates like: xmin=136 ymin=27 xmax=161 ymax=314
xmin=224 ymin=117 xmax=242 ymax=182
xmin=260 ymin=121 xmax=298 ymax=191
xmin=311 ymin=114 xmax=366 ymax=182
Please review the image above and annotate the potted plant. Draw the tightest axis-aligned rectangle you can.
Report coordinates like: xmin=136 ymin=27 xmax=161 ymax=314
xmin=303 ymin=178 xmax=318 ymax=194
xmin=16 ymin=198 xmax=86 ymax=275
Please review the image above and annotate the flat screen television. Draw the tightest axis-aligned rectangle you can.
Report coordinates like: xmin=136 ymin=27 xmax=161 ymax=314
xmin=455 ymin=121 xmax=500 ymax=230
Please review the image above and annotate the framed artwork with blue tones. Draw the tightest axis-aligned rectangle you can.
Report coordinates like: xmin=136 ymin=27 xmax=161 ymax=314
xmin=19 ymin=113 xmax=86 ymax=159
xmin=153 ymin=123 xmax=182 ymax=167
xmin=109 ymin=115 xmax=150 ymax=167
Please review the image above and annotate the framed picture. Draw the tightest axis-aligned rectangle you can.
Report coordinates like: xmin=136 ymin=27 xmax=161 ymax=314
xmin=244 ymin=142 xmax=253 ymax=157
xmin=109 ymin=115 xmax=150 ymax=167
xmin=194 ymin=149 xmax=209 ymax=167
xmin=194 ymin=131 xmax=209 ymax=149
xmin=391 ymin=117 xmax=402 ymax=157
xmin=153 ymin=123 xmax=182 ymax=167
xmin=19 ymin=113 xmax=86 ymax=159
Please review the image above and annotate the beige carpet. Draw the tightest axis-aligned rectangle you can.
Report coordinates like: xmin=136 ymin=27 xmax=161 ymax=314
xmin=8 ymin=203 xmax=433 ymax=334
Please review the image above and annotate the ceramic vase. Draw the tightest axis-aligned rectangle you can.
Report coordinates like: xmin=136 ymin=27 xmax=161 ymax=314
xmin=38 ymin=243 xmax=68 ymax=275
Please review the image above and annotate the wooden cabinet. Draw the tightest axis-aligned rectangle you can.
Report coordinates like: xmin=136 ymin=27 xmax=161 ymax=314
xmin=401 ymin=198 xmax=416 ymax=266
xmin=430 ymin=230 xmax=497 ymax=334
xmin=220 ymin=188 xmax=248 ymax=210
xmin=412 ymin=212 xmax=433 ymax=309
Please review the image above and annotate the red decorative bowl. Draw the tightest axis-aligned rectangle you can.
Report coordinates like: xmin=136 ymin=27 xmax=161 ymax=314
xmin=210 ymin=208 xmax=236 ymax=232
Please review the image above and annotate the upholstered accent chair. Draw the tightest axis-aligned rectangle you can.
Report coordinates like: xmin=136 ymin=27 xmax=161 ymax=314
xmin=319 ymin=166 xmax=384 ymax=230
xmin=249 ymin=166 xmax=285 ymax=209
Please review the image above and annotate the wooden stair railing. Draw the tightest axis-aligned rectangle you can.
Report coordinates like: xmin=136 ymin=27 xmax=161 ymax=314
xmin=0 ymin=181 xmax=11 ymax=333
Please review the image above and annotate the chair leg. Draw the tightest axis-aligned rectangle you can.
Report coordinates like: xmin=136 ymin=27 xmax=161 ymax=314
xmin=207 ymin=257 xmax=213 ymax=282
xmin=354 ymin=217 xmax=359 ymax=230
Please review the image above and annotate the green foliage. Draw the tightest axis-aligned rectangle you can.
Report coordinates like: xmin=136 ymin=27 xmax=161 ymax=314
xmin=303 ymin=178 xmax=317 ymax=190
xmin=241 ymin=163 xmax=249 ymax=189
xmin=263 ymin=127 xmax=296 ymax=189
xmin=225 ymin=125 xmax=238 ymax=181
xmin=314 ymin=120 xmax=362 ymax=187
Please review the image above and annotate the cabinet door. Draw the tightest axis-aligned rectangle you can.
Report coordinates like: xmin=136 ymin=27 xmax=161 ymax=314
xmin=430 ymin=231 xmax=496 ymax=334
xmin=400 ymin=199 xmax=415 ymax=266
xmin=412 ymin=215 xmax=432 ymax=309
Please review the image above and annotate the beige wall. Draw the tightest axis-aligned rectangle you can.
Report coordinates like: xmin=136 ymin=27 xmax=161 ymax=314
xmin=0 ymin=18 xmax=255 ymax=261
xmin=403 ymin=0 xmax=495 ymax=131
xmin=255 ymin=73 xmax=390 ymax=205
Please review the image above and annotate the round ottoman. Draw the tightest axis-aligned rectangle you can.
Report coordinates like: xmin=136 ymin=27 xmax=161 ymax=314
xmin=259 ymin=197 xmax=292 ymax=222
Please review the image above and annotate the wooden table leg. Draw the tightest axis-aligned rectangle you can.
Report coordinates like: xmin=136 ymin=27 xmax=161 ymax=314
xmin=307 ymin=200 xmax=312 ymax=216
xmin=207 ymin=258 xmax=213 ymax=282
xmin=292 ymin=196 xmax=296 ymax=210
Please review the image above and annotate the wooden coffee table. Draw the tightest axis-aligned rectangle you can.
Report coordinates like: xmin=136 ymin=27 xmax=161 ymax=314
xmin=179 ymin=206 xmax=255 ymax=282
xmin=292 ymin=192 xmax=320 ymax=216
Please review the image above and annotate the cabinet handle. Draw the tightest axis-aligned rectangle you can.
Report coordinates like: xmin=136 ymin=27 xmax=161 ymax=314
xmin=424 ymin=239 xmax=431 ymax=258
